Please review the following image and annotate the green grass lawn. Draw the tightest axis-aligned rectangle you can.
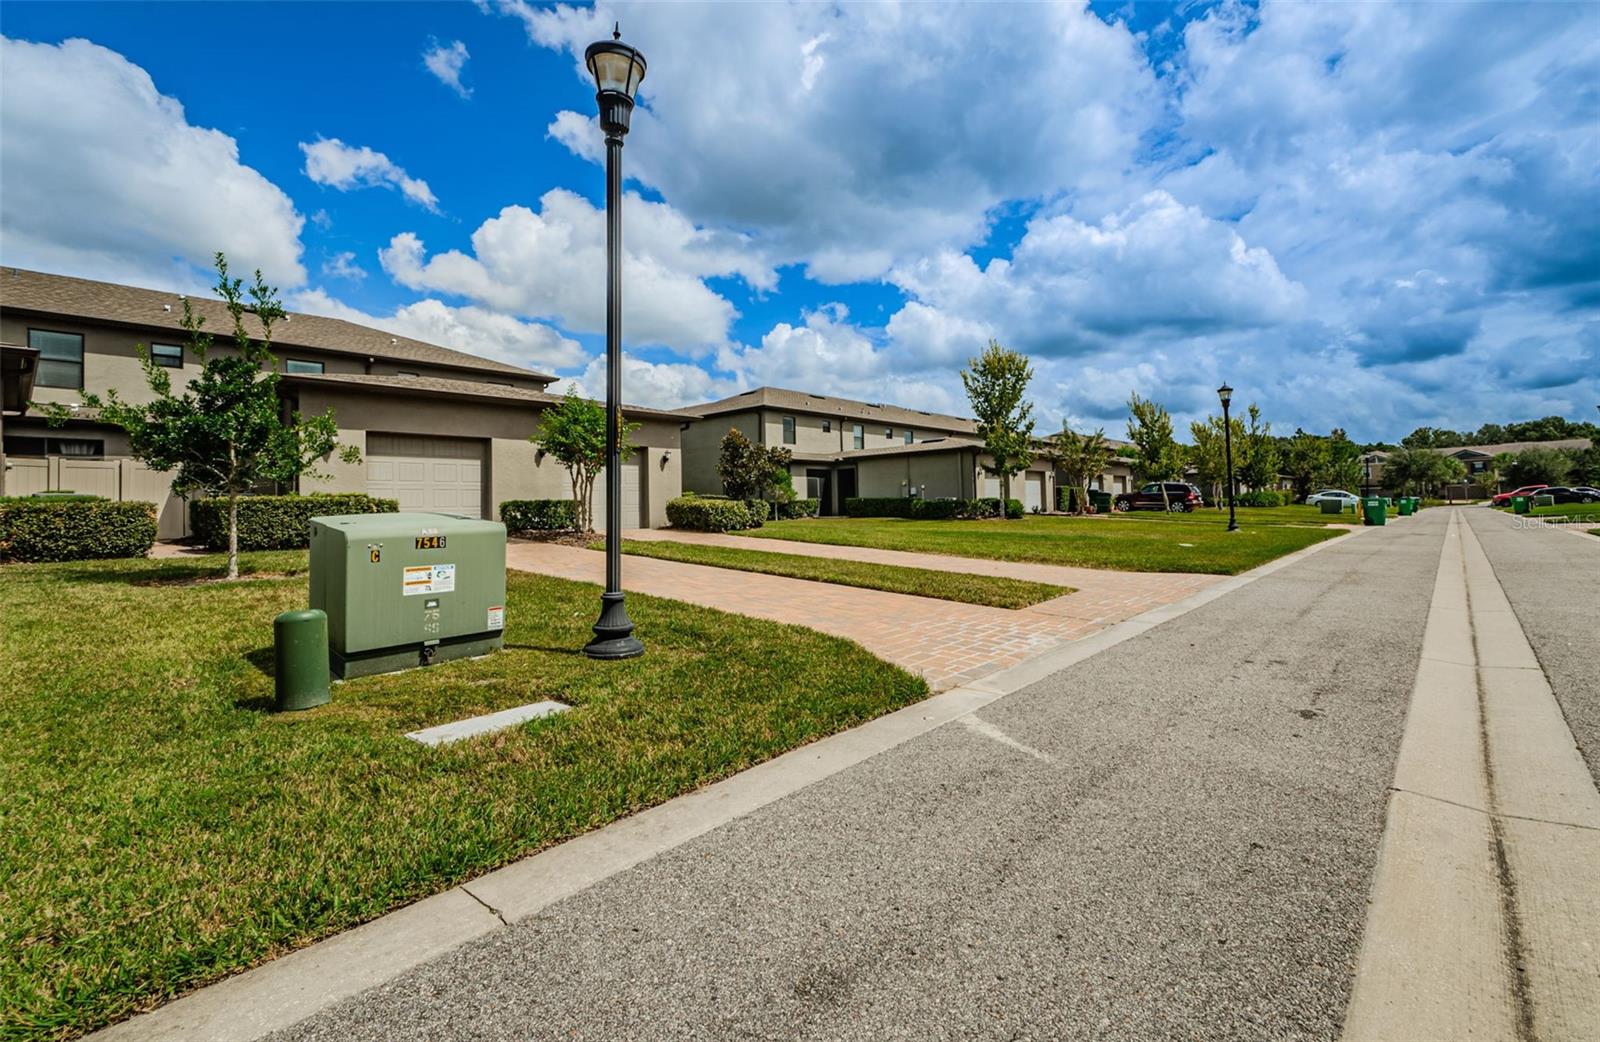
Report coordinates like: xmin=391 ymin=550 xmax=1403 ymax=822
xmin=745 ymin=515 xmax=1344 ymax=574
xmin=0 ymin=552 xmax=926 ymax=1040
xmin=1523 ymin=502 xmax=1600 ymax=523
xmin=612 ymin=539 xmax=1071 ymax=608
xmin=1104 ymin=504 xmax=1343 ymax=526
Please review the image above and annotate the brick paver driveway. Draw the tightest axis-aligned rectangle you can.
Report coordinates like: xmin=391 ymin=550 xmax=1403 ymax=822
xmin=507 ymin=536 xmax=1218 ymax=690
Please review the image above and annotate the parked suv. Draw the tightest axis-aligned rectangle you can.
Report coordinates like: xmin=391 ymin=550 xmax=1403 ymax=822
xmin=1490 ymin=484 xmax=1549 ymax=506
xmin=1114 ymin=482 xmax=1204 ymax=513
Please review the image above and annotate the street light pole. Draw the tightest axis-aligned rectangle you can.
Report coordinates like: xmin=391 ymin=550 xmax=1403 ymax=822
xmin=1218 ymin=383 xmax=1238 ymax=532
xmin=583 ymin=25 xmax=646 ymax=661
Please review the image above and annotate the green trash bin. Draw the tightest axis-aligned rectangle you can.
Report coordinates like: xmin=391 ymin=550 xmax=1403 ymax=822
xmin=1362 ymin=496 xmax=1387 ymax=526
xmin=1512 ymin=496 xmax=1531 ymax=515
xmin=274 ymin=608 xmax=331 ymax=711
xmin=1088 ymin=490 xmax=1114 ymax=514
xmin=1320 ymin=499 xmax=1344 ymax=515
xmin=1398 ymin=498 xmax=1414 ymax=516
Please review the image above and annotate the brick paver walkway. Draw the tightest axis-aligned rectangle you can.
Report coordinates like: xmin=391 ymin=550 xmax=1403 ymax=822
xmin=507 ymin=538 xmax=1218 ymax=691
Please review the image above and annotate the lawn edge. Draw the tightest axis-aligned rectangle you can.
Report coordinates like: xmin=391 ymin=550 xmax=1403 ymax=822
xmin=605 ymin=540 xmax=1073 ymax=609
xmin=88 ymin=519 xmax=1370 ymax=1042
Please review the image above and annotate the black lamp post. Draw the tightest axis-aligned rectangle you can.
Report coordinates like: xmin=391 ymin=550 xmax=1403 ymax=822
xmin=1218 ymin=382 xmax=1239 ymax=532
xmin=582 ymin=25 xmax=647 ymax=660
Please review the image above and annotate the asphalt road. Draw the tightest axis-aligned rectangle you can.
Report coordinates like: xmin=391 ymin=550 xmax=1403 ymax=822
xmin=1463 ymin=507 xmax=1600 ymax=784
xmin=273 ymin=513 xmax=1449 ymax=1042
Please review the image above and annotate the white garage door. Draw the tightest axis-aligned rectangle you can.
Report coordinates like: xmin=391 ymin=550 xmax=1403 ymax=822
xmin=590 ymin=449 xmax=645 ymax=531
xmin=1025 ymin=474 xmax=1044 ymax=514
xmin=981 ymin=474 xmax=1001 ymax=499
xmin=367 ymin=434 xmax=485 ymax=518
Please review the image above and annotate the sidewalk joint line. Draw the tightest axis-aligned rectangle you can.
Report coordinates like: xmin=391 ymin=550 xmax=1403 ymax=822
xmin=1387 ymin=785 xmax=1600 ymax=834
xmin=459 ymin=884 xmax=508 ymax=927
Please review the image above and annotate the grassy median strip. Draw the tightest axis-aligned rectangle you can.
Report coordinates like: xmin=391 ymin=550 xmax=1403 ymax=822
xmin=612 ymin=539 xmax=1072 ymax=608
xmin=746 ymin=515 xmax=1343 ymax=575
xmin=0 ymin=552 xmax=926 ymax=1040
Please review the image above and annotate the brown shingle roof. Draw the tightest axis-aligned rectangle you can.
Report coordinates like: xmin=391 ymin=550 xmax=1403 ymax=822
xmin=837 ymin=437 xmax=985 ymax=460
xmin=1 ymin=267 xmax=554 ymax=382
xmin=686 ymin=386 xmax=977 ymax=435
xmin=282 ymin=371 xmax=691 ymax=422
xmin=1430 ymin=438 xmax=1591 ymax=458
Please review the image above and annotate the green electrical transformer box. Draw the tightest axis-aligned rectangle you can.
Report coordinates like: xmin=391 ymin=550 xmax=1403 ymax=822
xmin=309 ymin=512 xmax=507 ymax=679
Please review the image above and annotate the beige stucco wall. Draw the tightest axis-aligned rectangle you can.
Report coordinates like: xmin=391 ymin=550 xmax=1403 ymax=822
xmin=681 ymin=412 xmax=758 ymax=494
xmin=0 ymin=313 xmax=549 ymax=410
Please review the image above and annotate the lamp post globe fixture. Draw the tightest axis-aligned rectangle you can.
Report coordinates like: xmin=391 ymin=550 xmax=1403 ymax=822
xmin=1217 ymin=382 xmax=1239 ymax=532
xmin=582 ymin=24 xmax=646 ymax=661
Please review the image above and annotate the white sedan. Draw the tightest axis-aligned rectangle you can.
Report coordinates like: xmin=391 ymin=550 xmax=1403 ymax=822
xmin=1305 ymin=489 xmax=1360 ymax=506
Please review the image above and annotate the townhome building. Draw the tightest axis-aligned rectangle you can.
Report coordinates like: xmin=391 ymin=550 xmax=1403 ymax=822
xmin=0 ymin=268 xmax=688 ymax=536
xmin=682 ymin=386 xmax=1137 ymax=513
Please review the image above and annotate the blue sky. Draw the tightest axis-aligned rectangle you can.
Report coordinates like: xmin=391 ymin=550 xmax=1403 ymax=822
xmin=2 ymin=1 xmax=1596 ymax=441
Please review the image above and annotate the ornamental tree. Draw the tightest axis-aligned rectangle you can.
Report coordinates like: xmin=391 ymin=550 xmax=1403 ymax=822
xmin=962 ymin=341 xmax=1035 ymax=518
xmin=1125 ymin=392 xmax=1183 ymax=510
xmin=1049 ymin=426 xmax=1112 ymax=515
xmin=532 ymin=389 xmax=640 ymax=534
xmin=1236 ymin=404 xmax=1279 ymax=492
xmin=718 ymin=428 xmax=794 ymax=507
xmin=42 ymin=253 xmax=354 ymax=579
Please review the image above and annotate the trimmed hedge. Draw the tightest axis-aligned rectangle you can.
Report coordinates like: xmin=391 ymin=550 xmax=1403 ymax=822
xmin=0 ymin=499 xmax=157 ymax=562
xmin=1233 ymin=489 xmax=1291 ymax=507
xmin=776 ymin=498 xmax=820 ymax=520
xmin=667 ymin=496 xmax=762 ymax=532
xmin=844 ymin=497 xmax=1023 ymax=520
xmin=190 ymin=493 xmax=398 ymax=551
xmin=500 ymin=499 xmax=576 ymax=532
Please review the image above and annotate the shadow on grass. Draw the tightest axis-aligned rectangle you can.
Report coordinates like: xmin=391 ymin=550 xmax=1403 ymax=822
xmin=504 ymin=643 xmax=586 ymax=656
xmin=46 ymin=562 xmax=306 ymax=586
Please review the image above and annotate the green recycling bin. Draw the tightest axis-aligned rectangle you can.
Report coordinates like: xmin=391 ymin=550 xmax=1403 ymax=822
xmin=274 ymin=608 xmax=331 ymax=711
xmin=1512 ymin=496 xmax=1531 ymax=515
xmin=1088 ymin=490 xmax=1114 ymax=514
xmin=1398 ymin=498 xmax=1414 ymax=516
xmin=1362 ymin=496 xmax=1387 ymax=526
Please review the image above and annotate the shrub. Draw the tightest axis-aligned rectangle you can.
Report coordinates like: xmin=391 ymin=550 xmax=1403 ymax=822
xmin=775 ymin=498 xmax=820 ymax=520
xmin=843 ymin=497 xmax=1023 ymax=520
xmin=667 ymin=496 xmax=761 ymax=532
xmin=0 ymin=499 xmax=157 ymax=562
xmin=499 ymin=499 xmax=576 ymax=532
xmin=189 ymin=493 xmax=398 ymax=551
xmin=1234 ymin=489 xmax=1288 ymax=507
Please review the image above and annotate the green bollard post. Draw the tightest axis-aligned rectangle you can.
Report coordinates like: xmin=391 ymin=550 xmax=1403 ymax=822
xmin=274 ymin=608 xmax=331 ymax=711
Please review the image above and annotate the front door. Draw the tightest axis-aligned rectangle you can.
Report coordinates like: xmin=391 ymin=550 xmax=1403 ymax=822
xmin=806 ymin=468 xmax=833 ymax=516
xmin=836 ymin=468 xmax=857 ymax=512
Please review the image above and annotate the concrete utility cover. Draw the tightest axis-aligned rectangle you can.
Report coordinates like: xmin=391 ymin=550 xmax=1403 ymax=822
xmin=405 ymin=701 xmax=569 ymax=747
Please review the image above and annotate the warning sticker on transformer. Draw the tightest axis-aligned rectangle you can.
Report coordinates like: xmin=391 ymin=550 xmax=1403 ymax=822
xmin=487 ymin=606 xmax=505 ymax=630
xmin=403 ymin=564 xmax=456 ymax=596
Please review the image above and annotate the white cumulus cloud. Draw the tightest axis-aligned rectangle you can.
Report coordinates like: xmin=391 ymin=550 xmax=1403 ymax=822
xmin=299 ymin=137 xmax=440 ymax=212
xmin=0 ymin=36 xmax=306 ymax=288
xmin=422 ymin=39 xmax=472 ymax=98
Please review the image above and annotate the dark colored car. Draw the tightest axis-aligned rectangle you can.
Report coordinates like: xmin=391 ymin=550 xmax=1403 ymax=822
xmin=1114 ymin=482 xmax=1204 ymax=512
xmin=1490 ymin=484 xmax=1548 ymax=506
xmin=1531 ymin=487 xmax=1600 ymax=504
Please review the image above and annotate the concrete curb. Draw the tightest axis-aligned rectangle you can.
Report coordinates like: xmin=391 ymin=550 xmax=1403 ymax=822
xmin=1341 ymin=510 xmax=1600 ymax=1041
xmin=91 ymin=524 xmax=1367 ymax=1042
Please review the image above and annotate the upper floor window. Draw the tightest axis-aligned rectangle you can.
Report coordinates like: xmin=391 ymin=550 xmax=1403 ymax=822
xmin=30 ymin=329 xmax=84 ymax=389
xmin=782 ymin=415 xmax=796 ymax=444
xmin=884 ymin=427 xmax=893 ymax=438
xmin=822 ymin=420 xmax=831 ymax=433
xmin=903 ymin=429 xmax=914 ymax=444
xmin=284 ymin=359 xmax=324 ymax=374
xmin=150 ymin=343 xmax=183 ymax=369
xmin=852 ymin=423 xmax=864 ymax=450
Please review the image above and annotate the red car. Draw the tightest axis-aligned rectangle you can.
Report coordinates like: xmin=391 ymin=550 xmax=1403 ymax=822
xmin=1490 ymin=484 xmax=1548 ymax=506
xmin=1114 ymin=482 xmax=1205 ymax=512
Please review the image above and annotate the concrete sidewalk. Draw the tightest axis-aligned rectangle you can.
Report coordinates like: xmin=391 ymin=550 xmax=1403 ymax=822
xmin=262 ymin=506 xmax=1437 ymax=1041
xmin=506 ymin=538 xmax=1218 ymax=691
